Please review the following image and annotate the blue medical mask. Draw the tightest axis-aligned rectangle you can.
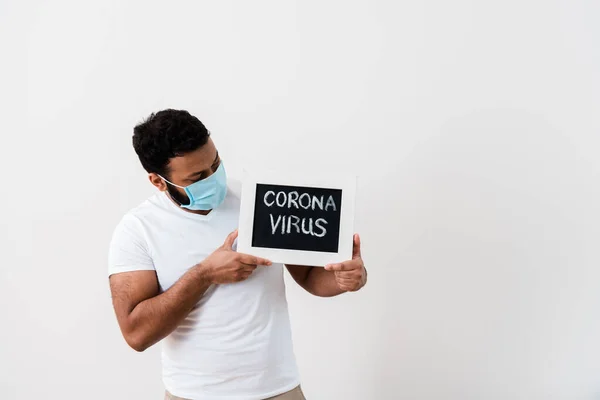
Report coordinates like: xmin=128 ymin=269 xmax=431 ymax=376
xmin=159 ymin=162 xmax=227 ymax=211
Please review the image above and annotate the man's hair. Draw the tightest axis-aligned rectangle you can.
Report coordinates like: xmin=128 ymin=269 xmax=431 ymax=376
xmin=132 ymin=109 xmax=210 ymax=177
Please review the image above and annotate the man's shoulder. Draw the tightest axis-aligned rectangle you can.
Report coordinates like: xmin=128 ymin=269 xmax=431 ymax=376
xmin=133 ymin=192 xmax=166 ymax=215
xmin=114 ymin=193 xmax=166 ymax=230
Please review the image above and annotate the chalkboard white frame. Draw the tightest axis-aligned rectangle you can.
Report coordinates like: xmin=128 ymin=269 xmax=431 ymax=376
xmin=237 ymin=169 xmax=356 ymax=267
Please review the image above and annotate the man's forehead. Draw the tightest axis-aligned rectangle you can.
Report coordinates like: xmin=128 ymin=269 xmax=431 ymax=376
xmin=167 ymin=141 xmax=217 ymax=174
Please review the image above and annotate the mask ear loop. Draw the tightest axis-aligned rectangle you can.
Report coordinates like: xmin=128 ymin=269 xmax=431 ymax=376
xmin=157 ymin=174 xmax=188 ymax=206
xmin=157 ymin=174 xmax=187 ymax=189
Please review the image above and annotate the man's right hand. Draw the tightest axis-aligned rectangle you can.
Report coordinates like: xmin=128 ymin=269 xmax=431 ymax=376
xmin=199 ymin=230 xmax=272 ymax=284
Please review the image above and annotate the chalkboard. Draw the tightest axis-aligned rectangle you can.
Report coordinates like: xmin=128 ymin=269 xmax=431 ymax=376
xmin=238 ymin=170 xmax=356 ymax=266
xmin=251 ymin=184 xmax=342 ymax=253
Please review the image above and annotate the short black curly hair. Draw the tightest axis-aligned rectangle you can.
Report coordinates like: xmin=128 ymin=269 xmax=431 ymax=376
xmin=132 ymin=109 xmax=210 ymax=177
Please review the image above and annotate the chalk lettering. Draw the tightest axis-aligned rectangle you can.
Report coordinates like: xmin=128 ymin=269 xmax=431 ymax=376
xmin=325 ymin=195 xmax=337 ymax=212
xmin=270 ymin=214 xmax=282 ymax=234
xmin=288 ymin=215 xmax=301 ymax=233
xmin=301 ymin=217 xmax=314 ymax=235
xmin=276 ymin=191 xmax=286 ymax=207
xmin=312 ymin=195 xmax=323 ymax=211
xmin=313 ymin=218 xmax=328 ymax=237
xmin=264 ymin=191 xmax=275 ymax=207
xmin=288 ymin=191 xmax=299 ymax=209
xmin=299 ymin=193 xmax=311 ymax=209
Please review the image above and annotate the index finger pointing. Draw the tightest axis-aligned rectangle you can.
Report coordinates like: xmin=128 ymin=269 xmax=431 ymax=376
xmin=239 ymin=253 xmax=272 ymax=266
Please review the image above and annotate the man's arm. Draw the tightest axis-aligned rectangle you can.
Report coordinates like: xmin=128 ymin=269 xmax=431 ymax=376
xmin=109 ymin=230 xmax=271 ymax=352
xmin=285 ymin=265 xmax=345 ymax=297
xmin=109 ymin=267 xmax=210 ymax=352
xmin=285 ymin=234 xmax=367 ymax=297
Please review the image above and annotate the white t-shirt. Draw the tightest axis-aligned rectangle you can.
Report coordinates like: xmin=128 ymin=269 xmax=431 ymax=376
xmin=108 ymin=183 xmax=300 ymax=400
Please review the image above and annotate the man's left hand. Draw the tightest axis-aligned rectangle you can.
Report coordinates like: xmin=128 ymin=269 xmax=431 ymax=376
xmin=324 ymin=234 xmax=367 ymax=292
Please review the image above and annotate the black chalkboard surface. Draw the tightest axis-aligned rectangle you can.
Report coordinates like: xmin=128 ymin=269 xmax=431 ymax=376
xmin=252 ymin=183 xmax=342 ymax=253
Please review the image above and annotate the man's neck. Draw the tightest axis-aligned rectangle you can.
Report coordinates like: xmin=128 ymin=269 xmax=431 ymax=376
xmin=189 ymin=208 xmax=212 ymax=216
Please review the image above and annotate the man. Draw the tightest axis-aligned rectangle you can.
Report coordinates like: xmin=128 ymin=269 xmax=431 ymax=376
xmin=108 ymin=109 xmax=367 ymax=400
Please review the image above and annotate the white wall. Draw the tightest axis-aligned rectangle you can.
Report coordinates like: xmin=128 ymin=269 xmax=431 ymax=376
xmin=2 ymin=0 xmax=599 ymax=399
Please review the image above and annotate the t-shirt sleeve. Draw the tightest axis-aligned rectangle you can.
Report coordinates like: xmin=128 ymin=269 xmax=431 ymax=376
xmin=108 ymin=215 xmax=155 ymax=276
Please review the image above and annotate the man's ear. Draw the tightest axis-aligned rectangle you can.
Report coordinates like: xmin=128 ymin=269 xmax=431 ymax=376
xmin=148 ymin=173 xmax=167 ymax=191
